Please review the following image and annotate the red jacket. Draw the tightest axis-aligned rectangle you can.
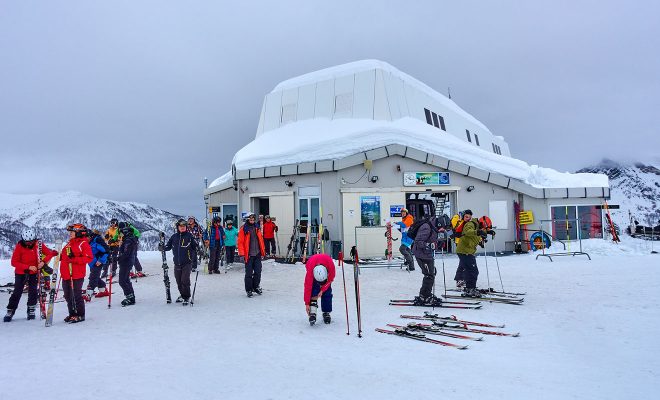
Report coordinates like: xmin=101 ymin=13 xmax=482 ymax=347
xmin=11 ymin=241 xmax=57 ymax=275
xmin=262 ymin=221 xmax=278 ymax=239
xmin=304 ymin=254 xmax=336 ymax=305
xmin=237 ymin=224 xmax=265 ymax=258
xmin=60 ymin=237 xmax=93 ymax=280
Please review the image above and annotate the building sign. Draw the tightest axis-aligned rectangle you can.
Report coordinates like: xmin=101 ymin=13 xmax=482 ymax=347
xmin=403 ymin=172 xmax=450 ymax=186
xmin=210 ymin=207 xmax=220 ymax=213
xmin=519 ymin=210 xmax=534 ymax=225
xmin=390 ymin=205 xmax=404 ymax=217
xmin=360 ymin=196 xmax=381 ymax=226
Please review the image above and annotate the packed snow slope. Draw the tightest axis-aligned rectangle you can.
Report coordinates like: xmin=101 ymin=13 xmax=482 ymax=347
xmin=1 ymin=239 xmax=658 ymax=400
xmin=0 ymin=191 xmax=184 ymax=257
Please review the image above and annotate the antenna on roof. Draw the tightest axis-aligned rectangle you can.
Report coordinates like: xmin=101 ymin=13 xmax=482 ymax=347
xmin=447 ymin=87 xmax=452 ymax=99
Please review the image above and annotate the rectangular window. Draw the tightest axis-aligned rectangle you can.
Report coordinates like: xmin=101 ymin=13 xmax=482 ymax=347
xmin=475 ymin=134 xmax=480 ymax=146
xmin=466 ymin=130 xmax=472 ymax=143
xmin=431 ymin=112 xmax=439 ymax=128
xmin=424 ymin=108 xmax=432 ymax=125
xmin=497 ymin=145 xmax=501 ymax=155
xmin=578 ymin=205 xmax=603 ymax=239
xmin=492 ymin=143 xmax=496 ymax=152
xmin=438 ymin=115 xmax=446 ymax=131
xmin=551 ymin=206 xmax=578 ymax=241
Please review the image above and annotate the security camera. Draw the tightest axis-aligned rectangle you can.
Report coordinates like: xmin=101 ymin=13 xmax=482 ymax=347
xmin=370 ymin=176 xmax=379 ymax=183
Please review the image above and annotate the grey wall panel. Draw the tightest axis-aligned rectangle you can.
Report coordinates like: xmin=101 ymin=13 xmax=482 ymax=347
xmin=353 ymin=70 xmax=375 ymax=119
xmin=373 ymin=69 xmax=391 ymax=121
xmin=447 ymin=160 xmax=470 ymax=175
xmin=316 ymin=160 xmax=334 ymax=172
xmin=334 ymin=153 xmax=366 ymax=170
xmin=405 ymin=147 xmax=427 ymax=163
xmin=487 ymin=173 xmax=509 ymax=188
xmin=586 ymin=187 xmax=604 ymax=198
xmin=281 ymin=164 xmax=298 ymax=176
xmin=467 ymin=166 xmax=489 ymax=181
xmin=281 ymin=88 xmax=298 ymax=108
xmin=235 ymin=169 xmax=249 ymax=180
xmin=365 ymin=147 xmax=388 ymax=161
xmin=297 ymin=84 xmax=316 ymax=121
xmin=386 ymin=144 xmax=406 ymax=156
xmin=383 ymin=72 xmax=401 ymax=120
xmin=249 ymin=168 xmax=265 ymax=179
xmin=568 ymin=187 xmax=586 ymax=198
xmin=255 ymin=100 xmax=266 ymax=137
xmin=428 ymin=154 xmax=450 ymax=169
xmin=314 ymin=79 xmax=334 ymax=119
xmin=545 ymin=188 xmax=569 ymax=198
xmin=298 ymin=162 xmax=316 ymax=174
xmin=264 ymin=166 xmax=280 ymax=177
xmin=263 ymin=91 xmax=283 ymax=132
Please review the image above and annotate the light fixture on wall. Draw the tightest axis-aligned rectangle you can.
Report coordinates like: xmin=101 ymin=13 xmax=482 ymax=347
xmin=396 ymin=165 xmax=401 ymax=172
xmin=285 ymin=180 xmax=294 ymax=187
xmin=232 ymin=179 xmax=238 ymax=191
xmin=370 ymin=175 xmax=379 ymax=183
xmin=466 ymin=185 xmax=475 ymax=192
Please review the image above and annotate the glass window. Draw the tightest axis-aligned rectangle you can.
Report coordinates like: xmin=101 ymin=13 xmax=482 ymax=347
xmin=475 ymin=134 xmax=480 ymax=146
xmin=438 ymin=115 xmax=446 ymax=130
xmin=424 ymin=108 xmax=432 ymax=125
xmin=551 ymin=206 xmax=578 ymax=240
xmin=222 ymin=204 xmax=238 ymax=226
xmin=466 ymin=130 xmax=472 ymax=142
xmin=578 ymin=205 xmax=603 ymax=239
xmin=432 ymin=112 xmax=439 ymax=128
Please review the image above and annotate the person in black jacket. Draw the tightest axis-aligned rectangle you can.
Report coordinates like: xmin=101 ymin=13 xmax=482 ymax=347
xmin=160 ymin=219 xmax=199 ymax=306
xmin=412 ymin=216 xmax=439 ymax=306
xmin=117 ymin=222 xmax=137 ymax=306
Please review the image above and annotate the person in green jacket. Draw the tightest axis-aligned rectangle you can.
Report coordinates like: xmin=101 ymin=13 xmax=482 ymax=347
xmin=223 ymin=220 xmax=239 ymax=270
xmin=453 ymin=210 xmax=490 ymax=298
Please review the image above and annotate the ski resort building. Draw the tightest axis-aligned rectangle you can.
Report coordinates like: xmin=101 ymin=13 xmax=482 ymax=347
xmin=204 ymin=60 xmax=610 ymax=258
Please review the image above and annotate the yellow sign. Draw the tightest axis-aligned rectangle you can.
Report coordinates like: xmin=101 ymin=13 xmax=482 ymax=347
xmin=519 ymin=211 xmax=534 ymax=225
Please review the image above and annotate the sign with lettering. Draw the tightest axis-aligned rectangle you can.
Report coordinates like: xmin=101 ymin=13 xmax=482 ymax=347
xmin=403 ymin=172 xmax=450 ymax=186
xmin=519 ymin=211 xmax=534 ymax=225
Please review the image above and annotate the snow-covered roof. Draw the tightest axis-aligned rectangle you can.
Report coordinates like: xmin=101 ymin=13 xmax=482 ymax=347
xmin=271 ymin=59 xmax=493 ymax=135
xmin=221 ymin=117 xmax=607 ymax=190
xmin=208 ymin=171 xmax=233 ymax=189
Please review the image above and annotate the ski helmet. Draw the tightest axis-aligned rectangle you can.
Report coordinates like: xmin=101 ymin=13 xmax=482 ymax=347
xmin=21 ymin=228 xmax=37 ymax=242
xmin=313 ymin=265 xmax=328 ymax=283
xmin=67 ymin=223 xmax=88 ymax=237
xmin=118 ymin=222 xmax=131 ymax=235
xmin=176 ymin=218 xmax=188 ymax=227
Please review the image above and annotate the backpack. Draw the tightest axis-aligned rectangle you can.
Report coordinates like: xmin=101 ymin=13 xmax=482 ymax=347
xmin=94 ymin=236 xmax=110 ymax=255
xmin=478 ymin=216 xmax=493 ymax=230
xmin=128 ymin=223 xmax=141 ymax=238
xmin=407 ymin=219 xmax=430 ymax=240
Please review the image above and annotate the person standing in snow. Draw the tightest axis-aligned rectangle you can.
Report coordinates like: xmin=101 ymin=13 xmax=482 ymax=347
xmin=223 ymin=220 xmax=238 ymax=269
xmin=104 ymin=218 xmax=121 ymax=278
xmin=203 ymin=216 xmax=225 ymax=274
xmin=303 ymin=253 xmax=336 ymax=325
xmin=116 ymin=222 xmax=137 ymax=306
xmin=84 ymin=230 xmax=110 ymax=301
xmin=262 ymin=215 xmax=278 ymax=257
xmin=160 ymin=219 xmax=199 ymax=306
xmin=127 ymin=223 xmax=146 ymax=278
xmin=60 ymin=224 xmax=94 ymax=323
xmin=237 ymin=212 xmax=265 ymax=297
xmin=395 ymin=208 xmax=415 ymax=271
xmin=453 ymin=210 xmax=490 ymax=298
xmin=412 ymin=215 xmax=439 ymax=305
xmin=4 ymin=228 xmax=58 ymax=322
xmin=187 ymin=216 xmax=204 ymax=272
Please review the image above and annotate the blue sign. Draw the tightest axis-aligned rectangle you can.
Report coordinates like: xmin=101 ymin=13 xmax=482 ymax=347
xmin=390 ymin=205 xmax=404 ymax=217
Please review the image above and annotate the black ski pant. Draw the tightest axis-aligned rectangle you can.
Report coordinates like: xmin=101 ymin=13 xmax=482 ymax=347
xmin=6 ymin=273 xmax=38 ymax=310
xmin=457 ymin=253 xmax=479 ymax=288
xmin=133 ymin=239 xmax=142 ymax=272
xmin=209 ymin=245 xmax=223 ymax=271
xmin=104 ymin=247 xmax=120 ymax=277
xmin=311 ymin=282 xmax=333 ymax=313
xmin=62 ymin=278 xmax=85 ymax=317
xmin=225 ymin=246 xmax=236 ymax=264
xmin=174 ymin=263 xmax=192 ymax=300
xmin=415 ymin=257 xmax=436 ymax=298
xmin=264 ymin=238 xmax=276 ymax=255
xmin=88 ymin=263 xmax=107 ymax=291
xmin=399 ymin=244 xmax=414 ymax=269
xmin=244 ymin=256 xmax=262 ymax=293
xmin=118 ymin=261 xmax=135 ymax=296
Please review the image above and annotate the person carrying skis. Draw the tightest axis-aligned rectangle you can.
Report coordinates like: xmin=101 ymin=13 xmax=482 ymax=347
xmin=60 ymin=224 xmax=94 ymax=323
xmin=103 ymin=218 xmax=121 ymax=278
xmin=84 ymin=230 xmax=110 ymax=301
xmin=116 ymin=222 xmax=137 ymax=306
xmin=203 ymin=216 xmax=225 ymax=274
xmin=453 ymin=210 xmax=490 ymax=298
xmin=160 ymin=219 xmax=199 ymax=306
xmin=395 ymin=208 xmax=415 ymax=271
xmin=223 ymin=219 xmax=238 ymax=268
xmin=303 ymin=253 xmax=336 ymax=325
xmin=262 ymin=215 xmax=278 ymax=257
xmin=412 ymin=215 xmax=439 ymax=305
xmin=127 ymin=222 xmax=146 ymax=278
xmin=237 ymin=212 xmax=266 ymax=297
xmin=4 ymin=228 xmax=58 ymax=322
xmin=187 ymin=216 xmax=204 ymax=272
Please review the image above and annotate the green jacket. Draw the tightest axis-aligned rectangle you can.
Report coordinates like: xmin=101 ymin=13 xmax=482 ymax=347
xmin=455 ymin=220 xmax=481 ymax=255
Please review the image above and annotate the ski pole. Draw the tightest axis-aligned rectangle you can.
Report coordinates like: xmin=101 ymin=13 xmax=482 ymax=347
xmin=107 ymin=268 xmax=112 ymax=308
xmin=190 ymin=268 xmax=200 ymax=306
xmin=441 ymin=237 xmax=447 ymax=298
xmin=339 ymin=252 xmax=350 ymax=335
xmin=493 ymin=236 xmax=504 ymax=292
xmin=68 ymin=262 xmax=77 ymax=315
xmin=353 ymin=250 xmax=362 ymax=338
xmin=482 ymin=242 xmax=491 ymax=291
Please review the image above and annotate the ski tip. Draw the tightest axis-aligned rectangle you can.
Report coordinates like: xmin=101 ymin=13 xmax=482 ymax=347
xmin=513 ymin=333 xmax=521 ymax=337
xmin=458 ymin=345 xmax=469 ymax=350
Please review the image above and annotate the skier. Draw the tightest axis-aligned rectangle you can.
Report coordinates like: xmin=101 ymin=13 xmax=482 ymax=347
xmin=203 ymin=216 xmax=225 ymax=274
xmin=262 ymin=215 xmax=278 ymax=257
xmin=85 ymin=230 xmax=110 ymax=301
xmin=116 ymin=222 xmax=137 ymax=306
xmin=127 ymin=222 xmax=146 ymax=278
xmin=187 ymin=216 xmax=204 ymax=272
xmin=103 ymin=218 xmax=121 ymax=278
xmin=4 ymin=228 xmax=58 ymax=322
xmin=223 ymin=220 xmax=238 ymax=269
xmin=237 ymin=212 xmax=266 ymax=297
xmin=453 ymin=210 xmax=490 ymax=298
xmin=412 ymin=215 xmax=439 ymax=305
xmin=395 ymin=208 xmax=415 ymax=271
xmin=60 ymin=224 xmax=94 ymax=323
xmin=160 ymin=219 xmax=199 ymax=305
xmin=303 ymin=253 xmax=336 ymax=325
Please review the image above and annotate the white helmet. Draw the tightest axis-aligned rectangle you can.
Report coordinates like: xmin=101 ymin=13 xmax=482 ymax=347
xmin=21 ymin=228 xmax=37 ymax=241
xmin=313 ymin=265 xmax=328 ymax=282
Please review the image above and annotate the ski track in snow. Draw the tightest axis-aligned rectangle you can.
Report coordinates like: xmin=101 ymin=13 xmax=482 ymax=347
xmin=0 ymin=240 xmax=659 ymax=400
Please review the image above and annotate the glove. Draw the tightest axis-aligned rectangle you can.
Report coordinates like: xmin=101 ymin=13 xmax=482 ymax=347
xmin=452 ymin=232 xmax=463 ymax=239
xmin=275 ymin=226 xmax=278 ymax=232
xmin=66 ymin=247 xmax=74 ymax=257
xmin=487 ymin=229 xmax=496 ymax=237
xmin=41 ymin=266 xmax=54 ymax=275
xmin=479 ymin=231 xmax=488 ymax=240
xmin=158 ymin=244 xmax=164 ymax=251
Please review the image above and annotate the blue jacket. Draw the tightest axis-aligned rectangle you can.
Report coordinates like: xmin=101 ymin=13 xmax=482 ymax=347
xmin=88 ymin=236 xmax=109 ymax=267
xmin=203 ymin=225 xmax=225 ymax=248
xmin=396 ymin=222 xmax=413 ymax=247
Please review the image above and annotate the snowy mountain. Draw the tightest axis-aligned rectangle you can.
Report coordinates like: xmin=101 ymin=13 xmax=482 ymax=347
xmin=0 ymin=191 xmax=184 ymax=257
xmin=577 ymin=159 xmax=660 ymax=229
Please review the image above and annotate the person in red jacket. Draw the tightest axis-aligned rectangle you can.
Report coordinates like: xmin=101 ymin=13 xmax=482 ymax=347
xmin=59 ymin=224 xmax=93 ymax=323
xmin=237 ymin=212 xmax=266 ymax=297
xmin=262 ymin=215 xmax=278 ymax=257
xmin=4 ymin=228 xmax=58 ymax=322
xmin=303 ymin=253 xmax=336 ymax=325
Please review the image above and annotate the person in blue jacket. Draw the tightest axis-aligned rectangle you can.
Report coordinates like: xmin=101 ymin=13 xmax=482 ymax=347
xmin=395 ymin=208 xmax=415 ymax=271
xmin=203 ymin=216 xmax=225 ymax=274
xmin=85 ymin=230 xmax=110 ymax=301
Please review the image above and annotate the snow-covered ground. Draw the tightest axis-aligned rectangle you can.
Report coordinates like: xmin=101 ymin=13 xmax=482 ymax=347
xmin=1 ymin=239 xmax=659 ymax=399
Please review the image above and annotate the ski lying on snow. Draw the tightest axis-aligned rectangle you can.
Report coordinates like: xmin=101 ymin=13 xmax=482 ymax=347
xmin=375 ymin=328 xmax=468 ymax=349
xmin=389 ymin=302 xmax=482 ymax=310
xmin=400 ymin=313 xmax=505 ymax=328
xmin=390 ymin=299 xmax=481 ymax=306
xmin=386 ymin=323 xmax=484 ymax=341
xmin=443 ymin=294 xmax=524 ymax=304
xmin=423 ymin=321 xmax=520 ymax=337
xmin=447 ymin=288 xmax=525 ymax=298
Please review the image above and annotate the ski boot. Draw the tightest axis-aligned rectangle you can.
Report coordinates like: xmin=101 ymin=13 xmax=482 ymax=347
xmin=182 ymin=298 xmax=189 ymax=306
xmin=175 ymin=296 xmax=184 ymax=303
xmin=456 ymin=280 xmax=466 ymax=289
xmin=4 ymin=309 xmax=15 ymax=322
xmin=95 ymin=288 xmax=110 ymax=298
xmin=427 ymin=294 xmax=442 ymax=306
xmin=308 ymin=301 xmax=318 ymax=326
xmin=27 ymin=305 xmax=36 ymax=320
xmin=462 ymin=288 xmax=482 ymax=298
xmin=64 ymin=315 xmax=74 ymax=323
xmin=413 ymin=295 xmax=430 ymax=306
xmin=246 ymin=291 xmax=253 ymax=298
xmin=136 ymin=271 xmax=147 ymax=278
xmin=121 ymin=294 xmax=136 ymax=307
xmin=68 ymin=315 xmax=85 ymax=324
xmin=129 ymin=272 xmax=136 ymax=279
xmin=82 ymin=289 xmax=94 ymax=302
xmin=322 ymin=312 xmax=331 ymax=324
xmin=253 ymin=287 xmax=263 ymax=295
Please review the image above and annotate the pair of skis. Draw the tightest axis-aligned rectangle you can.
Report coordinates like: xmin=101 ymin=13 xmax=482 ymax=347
xmin=443 ymin=294 xmax=524 ymax=305
xmin=389 ymin=299 xmax=482 ymax=310
xmin=44 ymin=240 xmax=63 ymax=327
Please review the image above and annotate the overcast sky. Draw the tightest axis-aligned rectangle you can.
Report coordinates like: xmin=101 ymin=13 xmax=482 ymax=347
xmin=1 ymin=1 xmax=658 ymax=216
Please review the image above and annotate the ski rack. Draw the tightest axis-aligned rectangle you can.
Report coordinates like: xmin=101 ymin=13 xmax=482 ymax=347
xmin=535 ymin=218 xmax=591 ymax=262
